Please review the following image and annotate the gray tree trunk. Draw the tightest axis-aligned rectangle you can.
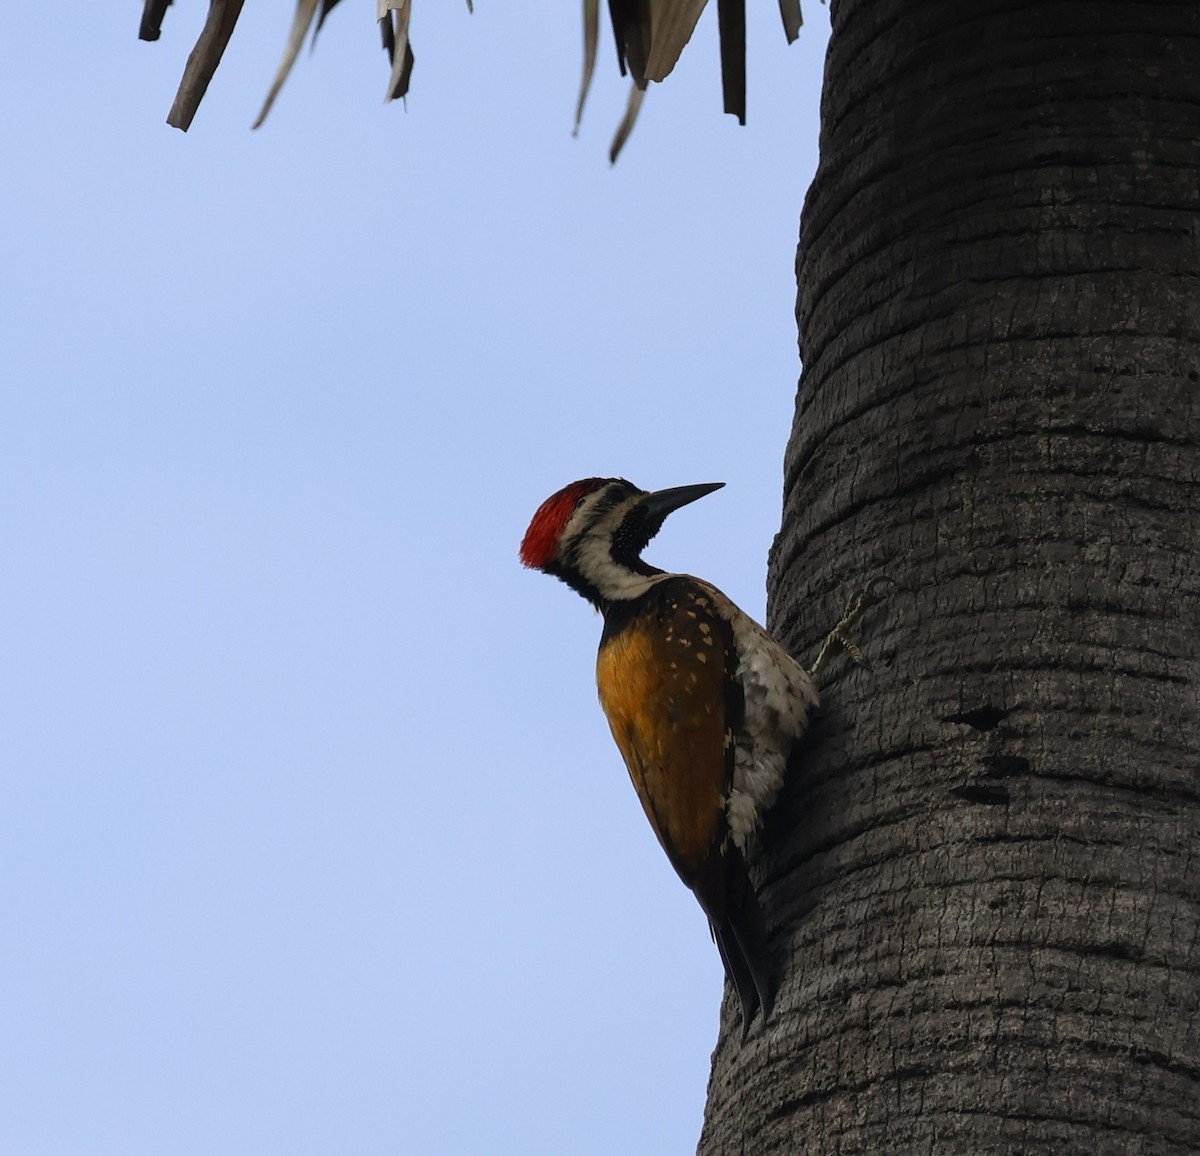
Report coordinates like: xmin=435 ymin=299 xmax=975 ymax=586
xmin=699 ymin=2 xmax=1200 ymax=1152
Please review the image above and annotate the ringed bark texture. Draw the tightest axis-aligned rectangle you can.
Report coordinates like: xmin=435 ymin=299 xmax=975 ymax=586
xmin=700 ymin=2 xmax=1200 ymax=1153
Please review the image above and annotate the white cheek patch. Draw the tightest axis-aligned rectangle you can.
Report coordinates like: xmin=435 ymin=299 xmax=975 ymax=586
xmin=572 ymin=530 xmax=658 ymax=601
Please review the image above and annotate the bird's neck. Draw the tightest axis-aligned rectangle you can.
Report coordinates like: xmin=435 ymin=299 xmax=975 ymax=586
xmin=558 ymin=539 xmax=665 ymax=612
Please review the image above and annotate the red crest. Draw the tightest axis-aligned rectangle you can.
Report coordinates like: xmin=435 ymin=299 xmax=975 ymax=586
xmin=519 ymin=478 xmax=609 ymax=570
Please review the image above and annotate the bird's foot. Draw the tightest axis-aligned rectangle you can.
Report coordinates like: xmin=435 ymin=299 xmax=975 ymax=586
xmin=810 ymin=576 xmax=893 ymax=678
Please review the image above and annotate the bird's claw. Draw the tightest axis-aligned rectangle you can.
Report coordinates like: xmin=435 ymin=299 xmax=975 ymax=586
xmin=810 ymin=575 xmax=893 ymax=678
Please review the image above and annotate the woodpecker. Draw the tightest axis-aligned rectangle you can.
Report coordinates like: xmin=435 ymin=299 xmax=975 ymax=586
xmin=520 ymin=477 xmax=859 ymax=1033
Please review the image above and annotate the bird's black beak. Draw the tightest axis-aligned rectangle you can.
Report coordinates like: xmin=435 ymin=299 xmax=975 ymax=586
xmin=640 ymin=482 xmax=725 ymax=522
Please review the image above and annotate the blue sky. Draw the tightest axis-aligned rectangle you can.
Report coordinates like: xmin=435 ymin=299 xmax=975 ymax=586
xmin=1 ymin=5 xmax=829 ymax=1152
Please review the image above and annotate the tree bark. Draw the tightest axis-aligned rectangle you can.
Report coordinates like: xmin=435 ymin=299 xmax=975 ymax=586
xmin=700 ymin=2 xmax=1200 ymax=1152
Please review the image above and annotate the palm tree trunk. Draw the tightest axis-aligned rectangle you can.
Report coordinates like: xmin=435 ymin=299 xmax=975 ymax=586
xmin=699 ymin=1 xmax=1200 ymax=1151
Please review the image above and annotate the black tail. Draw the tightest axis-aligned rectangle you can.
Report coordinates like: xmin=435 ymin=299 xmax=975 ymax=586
xmin=710 ymin=849 xmax=774 ymax=1037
